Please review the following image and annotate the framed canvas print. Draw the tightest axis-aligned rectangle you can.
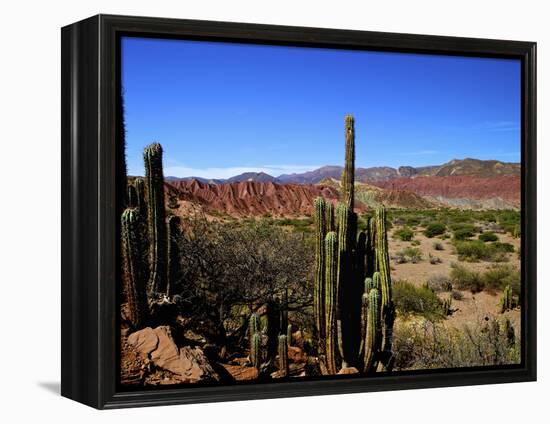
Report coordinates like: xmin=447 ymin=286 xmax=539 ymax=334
xmin=61 ymin=14 xmax=536 ymax=409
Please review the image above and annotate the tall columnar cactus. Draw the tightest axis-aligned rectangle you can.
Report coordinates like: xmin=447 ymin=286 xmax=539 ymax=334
xmin=360 ymin=288 xmax=382 ymax=373
xmin=167 ymin=215 xmax=182 ymax=298
xmin=127 ymin=184 xmax=138 ymax=208
xmin=278 ymin=334 xmax=289 ymax=377
xmin=336 ymin=202 xmax=357 ymax=366
xmin=250 ymin=332 xmax=262 ymax=370
xmin=144 ymin=143 xmax=168 ymax=295
xmin=326 ymin=201 xmax=335 ymax=233
xmin=342 ymin=114 xmax=355 ymax=209
xmin=374 ymin=206 xmax=395 ymax=367
xmin=500 ymin=285 xmax=514 ymax=313
xmin=249 ymin=312 xmax=260 ymax=340
xmin=134 ymin=177 xmax=146 ymax=216
xmin=121 ymin=208 xmax=148 ymax=328
xmin=287 ymin=324 xmax=293 ymax=347
xmin=314 ymin=197 xmax=327 ymax=350
xmin=324 ymin=231 xmax=339 ymax=375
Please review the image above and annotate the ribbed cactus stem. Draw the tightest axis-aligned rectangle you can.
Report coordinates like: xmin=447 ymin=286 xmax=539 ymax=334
xmin=375 ymin=207 xmax=392 ymax=308
xmin=278 ymin=334 xmax=289 ymax=376
xmin=167 ymin=215 xmax=181 ymax=298
xmin=324 ymin=231 xmax=338 ymax=375
xmin=121 ymin=208 xmax=148 ymax=328
xmin=144 ymin=143 xmax=168 ymax=295
xmin=364 ymin=278 xmax=374 ymax=292
xmin=326 ymin=201 xmax=335 ymax=233
xmin=342 ymin=114 xmax=355 ymax=209
xmin=251 ymin=332 xmax=261 ymax=370
xmin=362 ymin=289 xmax=381 ymax=373
xmin=287 ymin=324 xmax=293 ymax=346
xmin=501 ymin=285 xmax=514 ymax=313
xmin=314 ymin=197 xmax=327 ymax=352
xmin=134 ymin=177 xmax=146 ymax=216
xmin=372 ymin=271 xmax=381 ymax=290
xmin=127 ymin=184 xmax=138 ymax=208
xmin=249 ymin=312 xmax=260 ymax=340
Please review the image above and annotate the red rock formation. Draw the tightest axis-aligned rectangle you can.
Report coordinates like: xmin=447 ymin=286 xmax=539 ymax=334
xmin=372 ymin=175 xmax=520 ymax=207
xmin=165 ymin=179 xmax=365 ymax=217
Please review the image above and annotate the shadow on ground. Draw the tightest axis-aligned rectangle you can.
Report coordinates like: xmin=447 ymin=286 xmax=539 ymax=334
xmin=37 ymin=382 xmax=60 ymax=395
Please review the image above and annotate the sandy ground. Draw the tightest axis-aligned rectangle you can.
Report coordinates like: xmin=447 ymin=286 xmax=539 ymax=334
xmin=388 ymin=226 xmax=521 ymax=328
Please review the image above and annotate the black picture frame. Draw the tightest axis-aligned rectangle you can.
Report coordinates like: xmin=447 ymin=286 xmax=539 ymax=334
xmin=61 ymin=14 xmax=537 ymax=409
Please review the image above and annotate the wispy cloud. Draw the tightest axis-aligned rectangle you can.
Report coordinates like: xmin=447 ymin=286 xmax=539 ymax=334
xmin=479 ymin=120 xmax=520 ymax=132
xmin=163 ymin=164 xmax=322 ymax=179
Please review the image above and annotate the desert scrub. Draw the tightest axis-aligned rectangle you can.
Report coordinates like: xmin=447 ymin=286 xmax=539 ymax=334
xmin=454 ymin=239 xmax=512 ymax=262
xmin=482 ymin=263 xmax=520 ymax=295
xmin=394 ymin=247 xmax=423 ymax=264
xmin=424 ymin=222 xmax=446 ymax=238
xmin=393 ymin=226 xmax=414 ymax=241
xmin=393 ymin=280 xmax=444 ymax=320
xmin=392 ymin=317 xmax=520 ymax=370
xmin=425 ymin=274 xmax=452 ymax=292
xmin=410 ymin=240 xmax=420 ymax=246
xmin=450 ymin=262 xmax=484 ymax=293
xmin=429 ymin=254 xmax=442 ymax=265
xmin=432 ymin=241 xmax=444 ymax=250
xmin=479 ymin=231 xmax=498 ymax=242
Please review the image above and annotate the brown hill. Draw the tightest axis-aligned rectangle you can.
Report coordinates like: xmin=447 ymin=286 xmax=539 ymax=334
xmin=319 ymin=178 xmax=437 ymax=209
xmin=373 ymin=175 xmax=520 ymax=209
xmin=420 ymin=158 xmax=520 ymax=178
xmin=165 ymin=179 xmax=359 ymax=217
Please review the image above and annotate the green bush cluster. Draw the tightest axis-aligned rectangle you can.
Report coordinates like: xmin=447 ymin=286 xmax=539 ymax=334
xmin=454 ymin=239 xmax=514 ymax=262
xmin=392 ymin=280 xmax=445 ymax=320
xmin=393 ymin=226 xmax=414 ymax=241
xmin=479 ymin=231 xmax=498 ymax=242
xmin=450 ymin=263 xmax=520 ymax=295
xmin=424 ymin=222 xmax=446 ymax=238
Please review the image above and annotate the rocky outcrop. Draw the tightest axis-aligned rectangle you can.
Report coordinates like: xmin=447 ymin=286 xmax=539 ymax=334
xmin=165 ymin=179 xmax=359 ymax=217
xmin=127 ymin=326 xmax=220 ymax=384
xmin=373 ymin=175 xmax=520 ymax=209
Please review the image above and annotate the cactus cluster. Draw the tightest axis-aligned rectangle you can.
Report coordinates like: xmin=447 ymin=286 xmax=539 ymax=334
xmin=441 ymin=296 xmax=452 ymax=316
xmin=500 ymin=285 xmax=516 ymax=313
xmin=313 ymin=115 xmax=395 ymax=375
xmin=121 ymin=208 xmax=149 ymax=328
xmin=120 ymin=143 xmax=183 ymax=329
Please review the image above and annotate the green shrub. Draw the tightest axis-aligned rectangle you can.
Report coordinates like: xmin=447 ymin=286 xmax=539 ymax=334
xmin=453 ymin=227 xmax=475 ymax=240
xmin=479 ymin=232 xmax=498 ymax=242
xmin=394 ymin=226 xmax=414 ymax=241
xmin=450 ymin=263 xmax=484 ymax=293
xmin=492 ymin=241 xmax=515 ymax=253
xmin=454 ymin=239 xmax=513 ymax=262
xmin=393 ymin=280 xmax=444 ymax=320
xmin=482 ymin=264 xmax=520 ymax=295
xmin=424 ymin=222 xmax=446 ymax=238
xmin=411 ymin=239 xmax=421 ymax=246
xmin=454 ymin=240 xmax=489 ymax=261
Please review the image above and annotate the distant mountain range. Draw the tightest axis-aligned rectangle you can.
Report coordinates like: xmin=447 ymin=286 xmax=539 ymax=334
xmin=166 ymin=158 xmax=520 ymax=185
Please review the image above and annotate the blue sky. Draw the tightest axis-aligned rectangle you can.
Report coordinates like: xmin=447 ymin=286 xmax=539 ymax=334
xmin=122 ymin=37 xmax=521 ymax=178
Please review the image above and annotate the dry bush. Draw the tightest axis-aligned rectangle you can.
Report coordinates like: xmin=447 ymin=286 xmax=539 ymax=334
xmin=392 ymin=317 xmax=520 ymax=370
